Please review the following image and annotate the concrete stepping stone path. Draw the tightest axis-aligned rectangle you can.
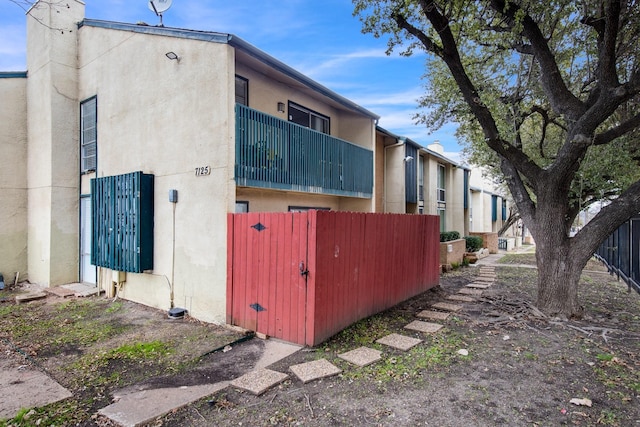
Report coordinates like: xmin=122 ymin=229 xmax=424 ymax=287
xmin=404 ymin=320 xmax=443 ymax=334
xmin=338 ymin=347 xmax=382 ymax=367
xmin=230 ymin=369 xmax=288 ymax=396
xmin=417 ymin=310 xmax=450 ymax=321
xmin=466 ymin=283 xmax=491 ymax=289
xmin=458 ymin=288 xmax=484 ymax=296
xmin=289 ymin=359 xmax=341 ymax=384
xmin=376 ymin=333 xmax=422 ymax=351
xmin=431 ymin=302 xmax=463 ymax=312
xmin=447 ymin=294 xmax=475 ymax=302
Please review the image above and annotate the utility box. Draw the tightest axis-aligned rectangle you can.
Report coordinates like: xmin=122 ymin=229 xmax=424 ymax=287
xmin=91 ymin=171 xmax=154 ymax=272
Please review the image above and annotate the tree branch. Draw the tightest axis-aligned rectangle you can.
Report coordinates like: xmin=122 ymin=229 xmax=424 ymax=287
xmin=490 ymin=0 xmax=586 ymax=120
xmin=393 ymin=0 xmax=544 ymax=187
xmin=593 ymin=112 xmax=640 ymax=145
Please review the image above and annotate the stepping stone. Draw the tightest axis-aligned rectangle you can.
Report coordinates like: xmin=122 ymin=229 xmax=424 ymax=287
xmin=15 ymin=292 xmax=47 ymax=303
xmin=458 ymin=288 xmax=483 ymax=296
xmin=431 ymin=302 xmax=463 ymax=312
xmin=404 ymin=320 xmax=443 ymax=334
xmin=376 ymin=333 xmax=422 ymax=351
xmin=475 ymin=277 xmax=495 ymax=282
xmin=45 ymin=287 xmax=75 ymax=298
xmin=447 ymin=295 xmax=475 ymax=302
xmin=289 ymin=359 xmax=341 ymax=384
xmin=417 ymin=310 xmax=450 ymax=321
xmin=230 ymin=369 xmax=288 ymax=395
xmin=338 ymin=347 xmax=382 ymax=367
xmin=466 ymin=283 xmax=491 ymax=289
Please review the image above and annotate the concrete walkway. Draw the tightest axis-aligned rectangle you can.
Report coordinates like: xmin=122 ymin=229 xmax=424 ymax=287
xmin=98 ymin=339 xmax=301 ymax=427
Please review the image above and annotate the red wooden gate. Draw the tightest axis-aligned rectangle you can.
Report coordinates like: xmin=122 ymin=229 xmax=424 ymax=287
xmin=227 ymin=211 xmax=440 ymax=346
xmin=227 ymin=212 xmax=310 ymax=344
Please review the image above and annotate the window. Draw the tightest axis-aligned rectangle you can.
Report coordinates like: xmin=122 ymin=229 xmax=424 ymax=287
xmin=288 ymin=102 xmax=329 ymax=134
xmin=437 ymin=164 xmax=446 ymax=203
xmin=438 ymin=209 xmax=446 ymax=232
xmin=235 ymin=75 xmax=248 ymax=106
xmin=80 ymin=97 xmax=97 ymax=173
xmin=288 ymin=206 xmax=331 ymax=212
xmin=235 ymin=201 xmax=249 ymax=213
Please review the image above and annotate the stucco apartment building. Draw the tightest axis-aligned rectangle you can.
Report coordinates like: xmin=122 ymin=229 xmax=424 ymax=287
xmin=0 ymin=1 xmax=475 ymax=324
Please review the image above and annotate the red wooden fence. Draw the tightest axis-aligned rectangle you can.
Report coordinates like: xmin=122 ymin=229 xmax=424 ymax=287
xmin=227 ymin=211 xmax=440 ymax=346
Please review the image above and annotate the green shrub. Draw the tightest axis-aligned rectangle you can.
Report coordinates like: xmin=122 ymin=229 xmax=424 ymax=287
xmin=440 ymin=231 xmax=460 ymax=242
xmin=465 ymin=236 xmax=483 ymax=252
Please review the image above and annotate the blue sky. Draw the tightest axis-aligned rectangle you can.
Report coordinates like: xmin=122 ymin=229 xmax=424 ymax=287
xmin=0 ymin=0 xmax=462 ymax=157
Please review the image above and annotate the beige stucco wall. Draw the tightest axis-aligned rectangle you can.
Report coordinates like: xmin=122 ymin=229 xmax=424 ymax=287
xmin=26 ymin=1 xmax=83 ymax=286
xmin=78 ymin=25 xmax=235 ymax=323
xmin=0 ymin=76 xmax=28 ymax=283
xmin=235 ymin=62 xmax=374 ymax=151
xmin=234 ymin=60 xmax=376 ymax=214
xmin=448 ymin=166 xmax=467 ymax=235
xmin=383 ymin=144 xmax=406 ymax=213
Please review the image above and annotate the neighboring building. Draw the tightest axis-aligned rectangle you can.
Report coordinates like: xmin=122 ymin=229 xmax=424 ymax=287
xmin=468 ymin=167 xmax=519 ymax=240
xmin=375 ymin=128 xmax=470 ymax=236
xmin=0 ymin=1 xmax=379 ymax=324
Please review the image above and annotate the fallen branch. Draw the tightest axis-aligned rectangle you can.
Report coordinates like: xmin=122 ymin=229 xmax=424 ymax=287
xmin=305 ymin=393 xmax=314 ymax=417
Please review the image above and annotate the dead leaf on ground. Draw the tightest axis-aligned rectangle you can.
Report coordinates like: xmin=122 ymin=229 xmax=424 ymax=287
xmin=569 ymin=398 xmax=592 ymax=407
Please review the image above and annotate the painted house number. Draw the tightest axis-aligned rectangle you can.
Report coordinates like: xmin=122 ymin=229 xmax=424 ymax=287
xmin=195 ymin=166 xmax=211 ymax=176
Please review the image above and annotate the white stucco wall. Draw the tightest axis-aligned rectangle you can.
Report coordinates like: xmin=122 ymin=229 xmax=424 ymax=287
xmin=78 ymin=25 xmax=235 ymax=323
xmin=26 ymin=1 xmax=83 ymax=286
xmin=0 ymin=76 xmax=28 ymax=283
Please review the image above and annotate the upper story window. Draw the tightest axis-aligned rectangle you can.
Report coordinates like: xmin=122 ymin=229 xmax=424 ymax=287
xmin=288 ymin=102 xmax=329 ymax=134
xmin=235 ymin=75 xmax=248 ymax=106
xmin=80 ymin=97 xmax=97 ymax=173
xmin=437 ymin=163 xmax=446 ymax=203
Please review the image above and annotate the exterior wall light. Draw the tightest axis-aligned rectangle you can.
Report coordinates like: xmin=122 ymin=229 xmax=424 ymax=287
xmin=277 ymin=102 xmax=286 ymax=113
xmin=165 ymin=51 xmax=181 ymax=62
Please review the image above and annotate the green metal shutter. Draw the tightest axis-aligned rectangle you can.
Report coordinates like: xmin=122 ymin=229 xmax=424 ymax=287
xmin=91 ymin=171 xmax=154 ymax=272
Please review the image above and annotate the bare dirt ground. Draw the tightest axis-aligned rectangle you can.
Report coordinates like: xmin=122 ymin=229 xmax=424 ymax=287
xmin=2 ymin=255 xmax=640 ymax=426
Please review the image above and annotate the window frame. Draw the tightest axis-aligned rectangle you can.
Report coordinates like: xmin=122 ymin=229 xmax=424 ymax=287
xmin=80 ymin=96 xmax=97 ymax=173
xmin=288 ymin=206 xmax=331 ymax=212
xmin=235 ymin=201 xmax=249 ymax=213
xmin=288 ymin=102 xmax=330 ymax=134
xmin=437 ymin=163 xmax=446 ymax=204
xmin=235 ymin=75 xmax=249 ymax=106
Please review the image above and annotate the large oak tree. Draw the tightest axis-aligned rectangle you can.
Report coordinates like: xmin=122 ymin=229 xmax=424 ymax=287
xmin=355 ymin=0 xmax=640 ymax=317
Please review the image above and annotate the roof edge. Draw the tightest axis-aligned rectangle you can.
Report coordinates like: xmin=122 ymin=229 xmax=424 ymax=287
xmin=78 ymin=19 xmax=379 ymax=120
xmin=0 ymin=71 xmax=28 ymax=78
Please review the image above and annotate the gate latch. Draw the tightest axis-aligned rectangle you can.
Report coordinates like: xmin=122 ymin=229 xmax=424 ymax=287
xmin=299 ymin=261 xmax=309 ymax=277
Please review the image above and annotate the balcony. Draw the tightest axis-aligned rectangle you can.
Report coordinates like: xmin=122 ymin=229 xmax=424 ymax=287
xmin=235 ymin=104 xmax=373 ymax=198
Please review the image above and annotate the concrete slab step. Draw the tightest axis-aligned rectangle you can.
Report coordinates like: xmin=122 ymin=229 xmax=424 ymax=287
xmin=15 ymin=292 xmax=47 ymax=303
xmin=431 ymin=302 xmax=463 ymax=312
xmin=230 ymin=369 xmax=288 ymax=396
xmin=458 ymin=288 xmax=483 ymax=296
xmin=447 ymin=294 xmax=476 ymax=302
xmin=416 ymin=310 xmax=450 ymax=321
xmin=376 ymin=333 xmax=422 ymax=351
xmin=404 ymin=320 xmax=443 ymax=334
xmin=338 ymin=346 xmax=382 ymax=367
xmin=289 ymin=358 xmax=341 ymax=384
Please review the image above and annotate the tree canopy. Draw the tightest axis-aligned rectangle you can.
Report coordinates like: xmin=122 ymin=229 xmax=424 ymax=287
xmin=354 ymin=0 xmax=640 ymax=317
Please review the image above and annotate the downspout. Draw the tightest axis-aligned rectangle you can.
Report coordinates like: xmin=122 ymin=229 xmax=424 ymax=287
xmin=383 ymin=137 xmax=406 ymax=213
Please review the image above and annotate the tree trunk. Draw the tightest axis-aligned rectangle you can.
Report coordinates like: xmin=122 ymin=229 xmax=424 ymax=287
xmin=531 ymin=196 xmax=593 ymax=318
xmin=535 ymin=241 xmax=586 ymax=318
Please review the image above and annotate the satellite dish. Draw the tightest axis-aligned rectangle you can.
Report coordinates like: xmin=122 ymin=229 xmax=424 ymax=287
xmin=148 ymin=0 xmax=172 ymax=14
xmin=148 ymin=0 xmax=172 ymax=26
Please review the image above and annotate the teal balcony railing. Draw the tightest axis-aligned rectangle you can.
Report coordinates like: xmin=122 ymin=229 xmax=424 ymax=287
xmin=235 ymin=104 xmax=373 ymax=198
